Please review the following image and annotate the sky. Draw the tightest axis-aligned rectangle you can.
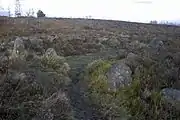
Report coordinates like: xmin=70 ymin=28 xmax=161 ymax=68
xmin=0 ymin=0 xmax=180 ymax=23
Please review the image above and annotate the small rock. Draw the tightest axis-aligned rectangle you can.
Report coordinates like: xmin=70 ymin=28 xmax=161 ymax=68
xmin=13 ymin=37 xmax=25 ymax=52
xmin=8 ymin=72 xmax=26 ymax=85
xmin=9 ymin=40 xmax=15 ymax=45
xmin=147 ymin=38 xmax=165 ymax=57
xmin=161 ymin=88 xmax=180 ymax=110
xmin=28 ymin=37 xmax=44 ymax=54
xmin=120 ymin=33 xmax=130 ymax=38
xmin=117 ymin=49 xmax=128 ymax=59
xmin=47 ymin=35 xmax=58 ymax=43
xmin=172 ymin=52 xmax=180 ymax=66
xmin=30 ymin=37 xmax=43 ymax=46
xmin=45 ymin=48 xmax=57 ymax=57
xmin=99 ymin=37 xmax=108 ymax=42
xmin=107 ymin=61 xmax=132 ymax=91
xmin=21 ymin=36 xmax=29 ymax=40
xmin=142 ymin=88 xmax=151 ymax=99
xmin=130 ymin=40 xmax=147 ymax=49
xmin=148 ymin=38 xmax=164 ymax=49
xmin=19 ymin=73 xmax=26 ymax=81
xmin=60 ymin=62 xmax=71 ymax=75
xmin=145 ymin=39 xmax=168 ymax=61
xmin=125 ymin=52 xmax=142 ymax=71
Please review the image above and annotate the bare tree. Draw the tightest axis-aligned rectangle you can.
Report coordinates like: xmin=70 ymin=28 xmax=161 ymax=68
xmin=150 ymin=20 xmax=158 ymax=24
xmin=8 ymin=7 xmax=11 ymax=17
xmin=26 ymin=8 xmax=34 ymax=17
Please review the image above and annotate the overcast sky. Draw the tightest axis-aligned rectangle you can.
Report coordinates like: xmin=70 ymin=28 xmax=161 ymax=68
xmin=0 ymin=0 xmax=180 ymax=22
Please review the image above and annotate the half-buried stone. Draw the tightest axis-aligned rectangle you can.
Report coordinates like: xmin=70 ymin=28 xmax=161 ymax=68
xmin=107 ymin=60 xmax=132 ymax=91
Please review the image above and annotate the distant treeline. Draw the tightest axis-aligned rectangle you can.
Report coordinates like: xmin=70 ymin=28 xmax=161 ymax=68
xmin=150 ymin=20 xmax=180 ymax=26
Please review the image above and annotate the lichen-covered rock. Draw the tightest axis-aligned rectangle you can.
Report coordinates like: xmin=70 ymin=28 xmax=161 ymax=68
xmin=107 ymin=61 xmax=132 ymax=91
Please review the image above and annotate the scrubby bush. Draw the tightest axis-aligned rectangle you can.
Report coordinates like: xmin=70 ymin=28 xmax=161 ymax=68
xmin=41 ymin=54 xmax=65 ymax=70
xmin=0 ymin=52 xmax=73 ymax=120
xmin=40 ymin=52 xmax=71 ymax=86
xmin=37 ymin=10 xmax=45 ymax=18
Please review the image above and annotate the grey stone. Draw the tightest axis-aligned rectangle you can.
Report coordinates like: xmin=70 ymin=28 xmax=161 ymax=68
xmin=45 ymin=48 xmax=57 ymax=57
xmin=147 ymin=38 xmax=165 ymax=56
xmin=47 ymin=35 xmax=58 ymax=43
xmin=148 ymin=38 xmax=164 ymax=49
xmin=30 ymin=37 xmax=43 ymax=46
xmin=161 ymin=88 xmax=180 ymax=110
xmin=120 ymin=33 xmax=130 ymax=38
xmin=13 ymin=37 xmax=25 ymax=53
xmin=145 ymin=39 xmax=168 ymax=61
xmin=8 ymin=72 xmax=27 ymax=85
xmin=129 ymin=40 xmax=147 ymax=49
xmin=125 ymin=52 xmax=142 ymax=71
xmin=172 ymin=52 xmax=180 ymax=65
xmin=107 ymin=61 xmax=132 ymax=91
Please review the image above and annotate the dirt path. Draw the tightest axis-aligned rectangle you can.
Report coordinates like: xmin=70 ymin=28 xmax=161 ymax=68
xmin=66 ymin=49 xmax=120 ymax=119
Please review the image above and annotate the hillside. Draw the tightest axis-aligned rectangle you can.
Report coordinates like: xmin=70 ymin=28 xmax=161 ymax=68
xmin=0 ymin=17 xmax=180 ymax=120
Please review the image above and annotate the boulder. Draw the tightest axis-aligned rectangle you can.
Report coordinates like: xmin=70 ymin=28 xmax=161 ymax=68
xmin=107 ymin=61 xmax=132 ymax=91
